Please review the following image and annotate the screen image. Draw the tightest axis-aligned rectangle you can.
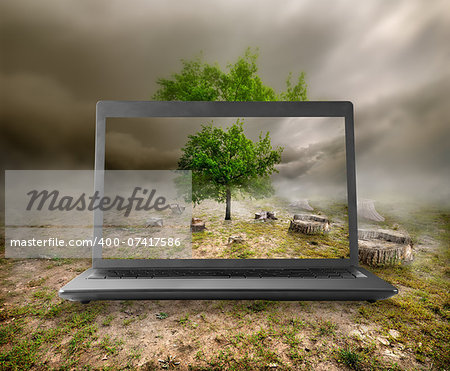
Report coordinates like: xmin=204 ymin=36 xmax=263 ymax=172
xmin=104 ymin=116 xmax=349 ymax=260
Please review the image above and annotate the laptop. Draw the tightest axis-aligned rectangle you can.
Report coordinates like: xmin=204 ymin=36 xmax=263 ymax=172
xmin=59 ymin=101 xmax=398 ymax=303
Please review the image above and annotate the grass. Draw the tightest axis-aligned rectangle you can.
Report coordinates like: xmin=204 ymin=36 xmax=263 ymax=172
xmin=156 ymin=312 xmax=169 ymax=320
xmin=0 ymin=204 xmax=449 ymax=369
xmin=102 ymin=314 xmax=114 ymax=326
xmin=317 ymin=320 xmax=337 ymax=336
xmin=336 ymin=347 xmax=363 ymax=370
xmin=98 ymin=335 xmax=123 ymax=356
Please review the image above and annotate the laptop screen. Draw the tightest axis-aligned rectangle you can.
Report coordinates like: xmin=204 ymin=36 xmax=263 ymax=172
xmin=103 ymin=116 xmax=350 ymax=260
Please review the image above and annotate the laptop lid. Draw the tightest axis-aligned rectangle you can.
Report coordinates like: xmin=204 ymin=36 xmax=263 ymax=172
xmin=93 ymin=101 xmax=358 ymax=269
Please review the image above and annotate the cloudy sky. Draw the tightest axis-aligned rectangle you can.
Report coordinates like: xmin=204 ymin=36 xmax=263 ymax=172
xmin=106 ymin=117 xmax=347 ymax=200
xmin=1 ymin=0 xmax=449 ymax=204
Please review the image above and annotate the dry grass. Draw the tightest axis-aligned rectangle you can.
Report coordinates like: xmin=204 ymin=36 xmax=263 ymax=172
xmin=0 ymin=203 xmax=449 ymax=370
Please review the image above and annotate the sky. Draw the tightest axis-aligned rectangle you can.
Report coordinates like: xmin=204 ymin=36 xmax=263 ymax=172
xmin=1 ymin=0 xmax=449 ymax=205
xmin=106 ymin=117 xmax=347 ymax=200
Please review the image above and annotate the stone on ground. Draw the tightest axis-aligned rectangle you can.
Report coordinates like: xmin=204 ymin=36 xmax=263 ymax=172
xmin=228 ymin=236 xmax=245 ymax=244
xmin=145 ymin=217 xmax=164 ymax=227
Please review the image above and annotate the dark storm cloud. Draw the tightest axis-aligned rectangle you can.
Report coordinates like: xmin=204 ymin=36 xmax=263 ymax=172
xmin=1 ymin=0 xmax=449 ymax=204
xmin=355 ymin=73 xmax=450 ymax=200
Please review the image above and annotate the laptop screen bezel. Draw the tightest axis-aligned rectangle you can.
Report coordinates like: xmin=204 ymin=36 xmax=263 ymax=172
xmin=93 ymin=101 xmax=358 ymax=268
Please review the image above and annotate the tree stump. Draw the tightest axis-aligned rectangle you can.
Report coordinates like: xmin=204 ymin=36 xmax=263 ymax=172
xmin=255 ymin=211 xmax=278 ymax=220
xmin=228 ymin=236 xmax=245 ymax=244
xmin=170 ymin=203 xmax=186 ymax=215
xmin=145 ymin=217 xmax=163 ymax=227
xmin=358 ymin=229 xmax=413 ymax=266
xmin=358 ymin=199 xmax=384 ymax=222
xmin=289 ymin=199 xmax=313 ymax=211
xmin=289 ymin=219 xmax=329 ymax=234
xmin=191 ymin=218 xmax=206 ymax=232
xmin=294 ymin=214 xmax=329 ymax=224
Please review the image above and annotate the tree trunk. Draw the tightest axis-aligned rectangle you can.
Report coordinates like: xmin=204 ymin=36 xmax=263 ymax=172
xmin=225 ymin=187 xmax=231 ymax=220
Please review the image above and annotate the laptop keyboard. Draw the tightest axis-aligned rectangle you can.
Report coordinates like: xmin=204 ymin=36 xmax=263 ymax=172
xmin=88 ymin=268 xmax=359 ymax=279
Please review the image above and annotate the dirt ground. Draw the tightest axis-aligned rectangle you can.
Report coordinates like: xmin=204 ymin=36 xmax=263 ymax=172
xmin=0 ymin=204 xmax=449 ymax=370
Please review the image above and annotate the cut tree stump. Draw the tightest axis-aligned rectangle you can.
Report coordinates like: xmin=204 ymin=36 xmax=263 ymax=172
xmin=170 ymin=203 xmax=186 ymax=215
xmin=191 ymin=218 xmax=206 ymax=232
xmin=358 ymin=199 xmax=385 ymax=222
xmin=358 ymin=229 xmax=412 ymax=245
xmin=358 ymin=229 xmax=413 ymax=266
xmin=294 ymin=214 xmax=329 ymax=224
xmin=255 ymin=211 xmax=278 ymax=220
xmin=289 ymin=199 xmax=313 ymax=211
xmin=228 ymin=236 xmax=245 ymax=244
xmin=289 ymin=219 xmax=330 ymax=234
xmin=145 ymin=217 xmax=163 ymax=227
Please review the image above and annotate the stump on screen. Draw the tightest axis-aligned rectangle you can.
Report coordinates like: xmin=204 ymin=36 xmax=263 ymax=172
xmin=289 ymin=199 xmax=314 ymax=211
xmin=358 ymin=199 xmax=385 ymax=222
xmin=358 ymin=229 xmax=413 ymax=266
xmin=255 ymin=211 xmax=278 ymax=220
xmin=289 ymin=214 xmax=330 ymax=234
xmin=191 ymin=218 xmax=206 ymax=232
xmin=293 ymin=214 xmax=329 ymax=224
xmin=170 ymin=203 xmax=186 ymax=215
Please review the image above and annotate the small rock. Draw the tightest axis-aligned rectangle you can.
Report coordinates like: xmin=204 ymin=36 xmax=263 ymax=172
xmin=382 ymin=350 xmax=399 ymax=359
xmin=389 ymin=329 xmax=400 ymax=339
xmin=377 ymin=336 xmax=390 ymax=346
xmin=228 ymin=236 xmax=245 ymax=244
xmin=349 ymin=329 xmax=364 ymax=339
xmin=359 ymin=325 xmax=369 ymax=334
xmin=145 ymin=217 xmax=163 ymax=227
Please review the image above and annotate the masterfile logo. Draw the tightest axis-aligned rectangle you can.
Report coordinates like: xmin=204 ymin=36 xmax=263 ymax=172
xmin=5 ymin=170 xmax=192 ymax=259
xmin=26 ymin=187 xmax=171 ymax=217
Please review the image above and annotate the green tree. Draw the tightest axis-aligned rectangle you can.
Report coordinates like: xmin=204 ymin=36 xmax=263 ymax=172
xmin=154 ymin=47 xmax=307 ymax=219
xmin=178 ymin=120 xmax=282 ymax=220
xmin=153 ymin=48 xmax=307 ymax=101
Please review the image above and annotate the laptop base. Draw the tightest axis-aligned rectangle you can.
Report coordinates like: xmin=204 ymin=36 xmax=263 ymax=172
xmin=59 ymin=267 xmax=397 ymax=302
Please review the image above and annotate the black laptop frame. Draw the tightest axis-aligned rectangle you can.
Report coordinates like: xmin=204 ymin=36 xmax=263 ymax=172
xmin=92 ymin=101 xmax=358 ymax=269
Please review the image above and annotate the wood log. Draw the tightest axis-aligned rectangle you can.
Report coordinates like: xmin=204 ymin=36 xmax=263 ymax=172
xmin=289 ymin=220 xmax=329 ymax=234
xmin=191 ymin=218 xmax=206 ymax=232
xmin=228 ymin=236 xmax=245 ymax=244
xmin=289 ymin=199 xmax=314 ymax=211
xmin=145 ymin=217 xmax=163 ymax=227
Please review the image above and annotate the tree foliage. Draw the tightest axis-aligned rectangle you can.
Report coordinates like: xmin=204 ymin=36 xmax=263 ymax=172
xmin=153 ymin=48 xmax=307 ymax=102
xmin=177 ymin=120 xmax=283 ymax=219
xmin=154 ymin=47 xmax=307 ymax=219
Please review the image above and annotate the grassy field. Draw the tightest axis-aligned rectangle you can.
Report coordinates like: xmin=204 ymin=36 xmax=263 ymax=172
xmin=191 ymin=198 xmax=350 ymax=259
xmin=0 ymin=203 xmax=449 ymax=370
